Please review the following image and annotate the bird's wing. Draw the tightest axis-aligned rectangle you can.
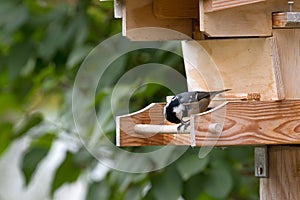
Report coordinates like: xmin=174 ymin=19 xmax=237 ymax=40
xmin=177 ymin=91 xmax=210 ymax=104
xmin=195 ymin=91 xmax=211 ymax=101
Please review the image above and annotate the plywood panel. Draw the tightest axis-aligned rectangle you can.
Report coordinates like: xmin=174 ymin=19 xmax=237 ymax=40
xmin=273 ymin=29 xmax=300 ymax=99
xmin=123 ymin=0 xmax=193 ymax=40
xmin=182 ymin=38 xmax=284 ymax=100
xmin=153 ymin=0 xmax=198 ymax=19
xmin=204 ymin=0 xmax=265 ymax=12
xmin=200 ymin=0 xmax=300 ymax=37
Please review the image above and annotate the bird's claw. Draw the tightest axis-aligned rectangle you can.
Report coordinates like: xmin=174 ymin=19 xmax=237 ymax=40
xmin=177 ymin=121 xmax=190 ymax=133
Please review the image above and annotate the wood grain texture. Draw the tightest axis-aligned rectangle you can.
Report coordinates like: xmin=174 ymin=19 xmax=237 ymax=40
xmin=182 ymin=37 xmax=285 ymax=101
xmin=153 ymin=0 xmax=198 ymax=19
xmin=200 ymin=0 xmax=300 ymax=37
xmin=204 ymin=0 xmax=265 ymax=12
xmin=260 ymin=146 xmax=300 ymax=200
xmin=193 ymin=100 xmax=300 ymax=146
xmin=273 ymin=29 xmax=300 ymax=99
xmin=116 ymin=103 xmax=192 ymax=146
xmin=117 ymin=101 xmax=300 ymax=146
xmin=122 ymin=0 xmax=192 ymax=40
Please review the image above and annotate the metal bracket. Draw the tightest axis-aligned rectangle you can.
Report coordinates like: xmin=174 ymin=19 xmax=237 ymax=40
xmin=254 ymin=146 xmax=268 ymax=178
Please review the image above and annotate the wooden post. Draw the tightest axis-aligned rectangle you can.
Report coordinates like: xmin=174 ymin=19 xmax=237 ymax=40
xmin=260 ymin=146 xmax=300 ymax=199
xmin=260 ymin=29 xmax=300 ymax=199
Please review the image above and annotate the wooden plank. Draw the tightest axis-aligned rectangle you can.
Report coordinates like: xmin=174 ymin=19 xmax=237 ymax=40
xmin=116 ymin=103 xmax=193 ymax=146
xmin=201 ymin=1 xmax=270 ymax=37
xmin=273 ymin=29 xmax=300 ymax=99
xmin=260 ymin=146 xmax=300 ymax=200
xmin=122 ymin=0 xmax=193 ymax=40
xmin=200 ymin=0 xmax=300 ymax=37
xmin=116 ymin=100 xmax=300 ymax=146
xmin=114 ymin=0 xmax=123 ymax=18
xmin=204 ymin=0 xmax=265 ymax=12
xmin=260 ymin=26 xmax=300 ymax=200
xmin=193 ymin=100 xmax=300 ymax=146
xmin=153 ymin=0 xmax=198 ymax=19
xmin=273 ymin=12 xmax=300 ymax=28
xmin=182 ymin=37 xmax=285 ymax=101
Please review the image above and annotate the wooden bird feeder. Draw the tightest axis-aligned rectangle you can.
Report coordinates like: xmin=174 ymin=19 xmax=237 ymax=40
xmin=113 ymin=0 xmax=300 ymax=199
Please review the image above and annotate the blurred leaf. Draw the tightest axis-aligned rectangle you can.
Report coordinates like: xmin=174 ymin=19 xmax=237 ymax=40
xmin=21 ymin=57 xmax=36 ymax=77
xmin=204 ymin=168 xmax=233 ymax=199
xmin=21 ymin=133 xmax=56 ymax=185
xmin=125 ymin=186 xmax=141 ymax=200
xmin=151 ymin=166 xmax=182 ymax=200
xmin=7 ymin=41 xmax=33 ymax=81
xmin=0 ymin=122 xmax=13 ymax=156
xmin=86 ymin=181 xmax=111 ymax=200
xmin=73 ymin=147 xmax=95 ymax=169
xmin=0 ymin=3 xmax=28 ymax=33
xmin=196 ymin=193 xmax=216 ymax=200
xmin=30 ymin=133 xmax=56 ymax=148
xmin=14 ymin=112 xmax=43 ymax=138
xmin=51 ymin=151 xmax=81 ymax=196
xmin=176 ymin=153 xmax=209 ymax=180
xmin=99 ymin=54 xmax=128 ymax=88
xmin=66 ymin=45 xmax=92 ymax=69
xmin=182 ymin=173 xmax=205 ymax=200
xmin=109 ymin=171 xmax=133 ymax=193
xmin=0 ymin=93 xmax=19 ymax=115
xmin=38 ymin=22 xmax=64 ymax=60
xmin=21 ymin=147 xmax=49 ymax=185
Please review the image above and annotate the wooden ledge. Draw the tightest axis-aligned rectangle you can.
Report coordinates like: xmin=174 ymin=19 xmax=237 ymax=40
xmin=116 ymin=100 xmax=300 ymax=147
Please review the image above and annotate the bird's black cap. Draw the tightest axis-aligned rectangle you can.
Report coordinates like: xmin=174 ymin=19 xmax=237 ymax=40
xmin=164 ymin=97 xmax=181 ymax=124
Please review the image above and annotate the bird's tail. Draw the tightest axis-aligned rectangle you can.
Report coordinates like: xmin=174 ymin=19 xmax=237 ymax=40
xmin=210 ymin=89 xmax=231 ymax=97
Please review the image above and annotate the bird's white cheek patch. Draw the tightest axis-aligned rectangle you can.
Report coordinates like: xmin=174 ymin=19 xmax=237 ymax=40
xmin=173 ymin=104 xmax=184 ymax=120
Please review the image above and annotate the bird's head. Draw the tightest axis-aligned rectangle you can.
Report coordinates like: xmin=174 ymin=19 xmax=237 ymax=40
xmin=163 ymin=96 xmax=181 ymax=124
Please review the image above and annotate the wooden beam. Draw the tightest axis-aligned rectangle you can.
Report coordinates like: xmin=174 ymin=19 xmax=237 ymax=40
xmin=273 ymin=29 xmax=300 ymax=99
xmin=193 ymin=100 xmax=300 ymax=146
xmin=200 ymin=0 xmax=300 ymax=37
xmin=116 ymin=100 xmax=300 ymax=146
xmin=260 ymin=146 xmax=300 ymax=199
xmin=153 ymin=0 xmax=199 ymax=19
xmin=203 ymin=0 xmax=266 ymax=13
xmin=122 ymin=0 xmax=193 ymax=40
xmin=201 ymin=1 xmax=269 ymax=37
xmin=260 ymin=28 xmax=300 ymax=200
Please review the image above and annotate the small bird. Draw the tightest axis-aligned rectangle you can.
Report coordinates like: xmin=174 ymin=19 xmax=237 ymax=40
xmin=163 ymin=89 xmax=231 ymax=131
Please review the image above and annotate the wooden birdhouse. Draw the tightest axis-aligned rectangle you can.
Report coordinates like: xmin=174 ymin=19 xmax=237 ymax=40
xmin=114 ymin=0 xmax=300 ymax=199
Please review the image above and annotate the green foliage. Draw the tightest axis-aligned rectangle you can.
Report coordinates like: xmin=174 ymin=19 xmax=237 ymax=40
xmin=51 ymin=151 xmax=82 ymax=196
xmin=176 ymin=152 xmax=209 ymax=181
xmin=0 ymin=0 xmax=259 ymax=200
xmin=151 ymin=166 xmax=182 ymax=200
xmin=0 ymin=122 xmax=13 ymax=156
xmin=204 ymin=167 xmax=233 ymax=198
xmin=21 ymin=133 xmax=56 ymax=185
xmin=86 ymin=181 xmax=111 ymax=200
xmin=14 ymin=112 xmax=43 ymax=137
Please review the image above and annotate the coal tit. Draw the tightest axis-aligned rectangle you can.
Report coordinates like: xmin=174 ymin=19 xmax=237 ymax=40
xmin=163 ymin=89 xmax=230 ymax=131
